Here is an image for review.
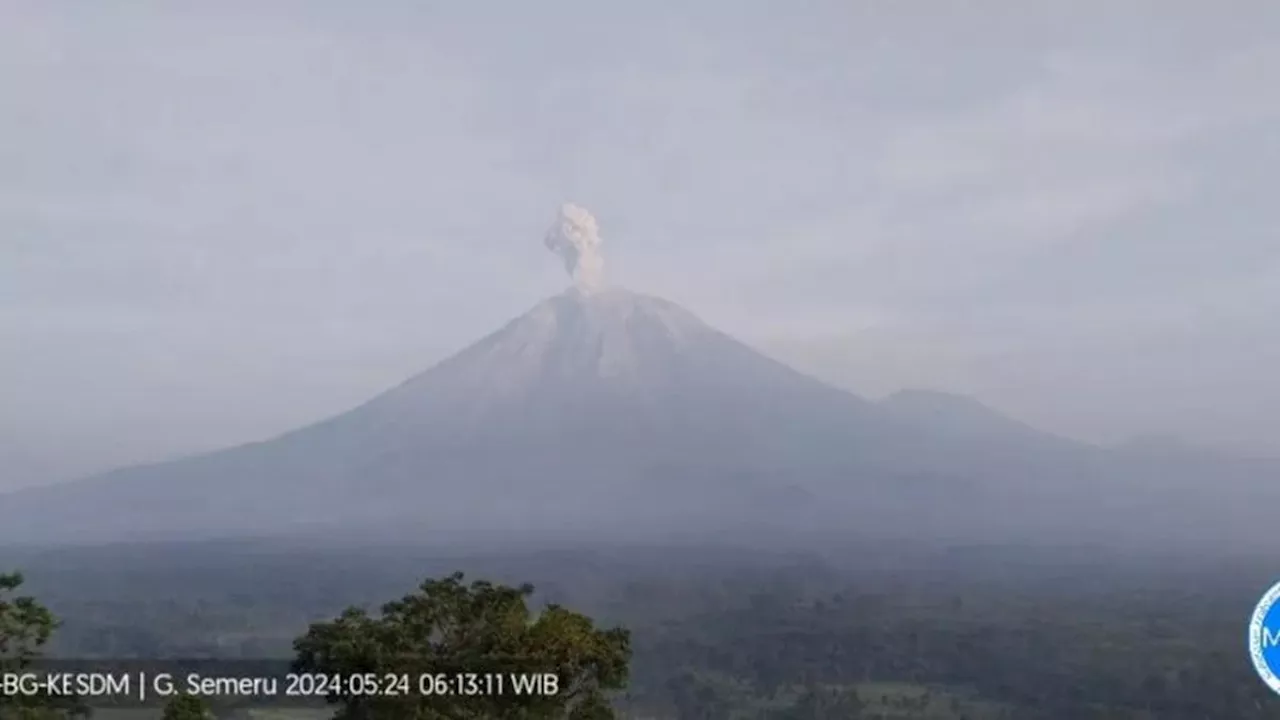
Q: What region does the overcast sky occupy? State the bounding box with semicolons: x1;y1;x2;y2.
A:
3;1;1278;489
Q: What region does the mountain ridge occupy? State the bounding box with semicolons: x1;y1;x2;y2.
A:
0;288;899;543
878;389;1071;443
1;287;1275;551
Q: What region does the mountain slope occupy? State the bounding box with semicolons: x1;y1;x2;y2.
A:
1;288;1275;550
0;289;911;543
880;390;1062;442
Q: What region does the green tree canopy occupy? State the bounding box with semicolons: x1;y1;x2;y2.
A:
293;571;631;719
0;572;87;719
161;694;213;720
0;573;55;667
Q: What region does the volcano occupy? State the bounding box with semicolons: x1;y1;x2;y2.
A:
1;287;1276;549
0;288;901;543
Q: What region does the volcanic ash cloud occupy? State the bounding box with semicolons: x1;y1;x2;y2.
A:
544;203;604;292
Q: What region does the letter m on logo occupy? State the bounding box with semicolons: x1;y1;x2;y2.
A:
1265;626;1280;649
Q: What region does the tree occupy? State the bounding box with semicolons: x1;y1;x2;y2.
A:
293;572;631;719
161;694;213;720
775;685;863;720
664;671;733;719
0;573;55;667
0;572;88;719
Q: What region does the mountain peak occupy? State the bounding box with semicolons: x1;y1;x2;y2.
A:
397;287;711;399
1;286;1272;552
0;285;894;544
340;286;861;443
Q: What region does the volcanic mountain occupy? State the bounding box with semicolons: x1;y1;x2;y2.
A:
0;288;885;543
1;287;1275;549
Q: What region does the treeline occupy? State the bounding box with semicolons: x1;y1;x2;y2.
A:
625;582;1275;718
5;542;1279;719
1;570;632;719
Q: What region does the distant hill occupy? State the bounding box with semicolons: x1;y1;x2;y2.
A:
879;389;1065;442
1;287;1275;551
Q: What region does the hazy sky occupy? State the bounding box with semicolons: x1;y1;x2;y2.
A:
3;1;1278;489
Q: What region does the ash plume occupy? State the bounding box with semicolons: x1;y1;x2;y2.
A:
544;203;604;292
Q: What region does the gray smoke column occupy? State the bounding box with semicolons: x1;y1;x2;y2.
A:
544;203;604;292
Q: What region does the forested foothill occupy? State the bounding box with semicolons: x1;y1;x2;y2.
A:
3;540;1277;719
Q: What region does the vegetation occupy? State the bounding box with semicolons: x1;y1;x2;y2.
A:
293;572;630;719
0;572;87;719
160;695;212;720
2;541;1278;718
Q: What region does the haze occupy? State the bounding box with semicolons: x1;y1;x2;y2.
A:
3;1;1278;490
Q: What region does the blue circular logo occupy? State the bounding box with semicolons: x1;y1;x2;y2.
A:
1250;580;1280;695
